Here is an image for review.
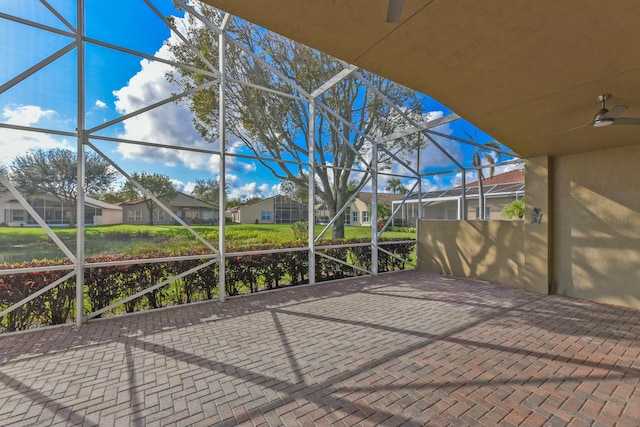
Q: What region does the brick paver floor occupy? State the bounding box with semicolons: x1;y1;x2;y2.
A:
1;270;639;426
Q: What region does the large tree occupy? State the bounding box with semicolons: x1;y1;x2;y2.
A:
191;178;226;205
280;177;314;206
0;165;8;193
10;148;116;227
122;172;177;225
167;4;426;238
99;191;129;205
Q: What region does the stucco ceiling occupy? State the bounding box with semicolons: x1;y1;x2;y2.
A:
201;0;640;158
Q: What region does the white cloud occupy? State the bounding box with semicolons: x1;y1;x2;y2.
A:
182;181;196;195
494;159;523;175
431;172;462;190
110;21;257;177
95;99;107;109
241;162;257;173
225;173;239;184
270;183;282;194
112;45;210;159
0;105;72;165
2;105;56;125
228;182;271;200
420;178;441;192
355;111;461;184
169;178;186;192
417;121;465;172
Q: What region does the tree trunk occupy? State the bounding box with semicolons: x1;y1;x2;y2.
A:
332;214;345;239
146;200;155;225
69;201;77;228
327;200;346;239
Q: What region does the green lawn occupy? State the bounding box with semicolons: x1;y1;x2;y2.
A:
0;223;415;263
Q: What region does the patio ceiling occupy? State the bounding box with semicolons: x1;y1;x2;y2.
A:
201;0;640;158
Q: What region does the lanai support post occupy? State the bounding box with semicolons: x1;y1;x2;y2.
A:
308;99;316;285
75;0;86;327
371;142;378;275
218;14;230;302
461;168;467;220
417;143;423;225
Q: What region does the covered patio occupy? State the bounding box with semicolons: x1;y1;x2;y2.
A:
3;1;640;425
1;271;638;426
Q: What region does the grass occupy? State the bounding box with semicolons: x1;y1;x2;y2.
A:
0;223;415;263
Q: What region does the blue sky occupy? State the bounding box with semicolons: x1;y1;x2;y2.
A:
0;0;519;201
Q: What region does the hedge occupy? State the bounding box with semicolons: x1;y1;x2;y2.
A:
0;239;415;332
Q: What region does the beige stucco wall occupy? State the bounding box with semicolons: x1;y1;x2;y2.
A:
238;198;273;224
93;209;122;226
351;199;370;225
416;158;547;295
417;220;525;286
523;157;551;295
552;144;640;308
417;148;640;310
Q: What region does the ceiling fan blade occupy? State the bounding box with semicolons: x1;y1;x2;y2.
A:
386;0;405;22
601;104;628;119
547;122;592;136
612;117;640;126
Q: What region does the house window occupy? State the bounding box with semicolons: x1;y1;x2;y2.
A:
11;209;25;222
261;211;272;221
127;210;142;221
352;211;359;223
362;211;370;223
344;209;351;225
155;210;166;221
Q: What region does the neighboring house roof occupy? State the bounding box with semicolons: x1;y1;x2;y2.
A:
404;169;525;201
464;169;524;187
356;192;405;207
85;196;122;211
171;192;216;208
121;192;215;208
239;196;273;207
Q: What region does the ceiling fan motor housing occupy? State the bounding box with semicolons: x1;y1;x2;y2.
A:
593;108;614;127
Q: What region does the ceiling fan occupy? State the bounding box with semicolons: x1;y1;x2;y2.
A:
387;0;405;22
554;94;640;135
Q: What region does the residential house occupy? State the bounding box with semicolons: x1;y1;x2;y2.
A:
231;195;307;224
232;191;405;226
315;192;405;226
0;192;122;226
121;192;218;225
392;169;525;226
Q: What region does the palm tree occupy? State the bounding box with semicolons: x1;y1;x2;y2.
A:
469;137;501;220
385;178;408;194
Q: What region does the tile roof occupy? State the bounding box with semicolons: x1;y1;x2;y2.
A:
356;192;405;206
464;169;524;187
404;169;525;201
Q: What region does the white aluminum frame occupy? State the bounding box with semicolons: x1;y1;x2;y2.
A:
0;0;519;330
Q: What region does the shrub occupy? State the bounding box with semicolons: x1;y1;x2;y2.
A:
0;259;72;331
0;239;414;331
291;221;308;241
